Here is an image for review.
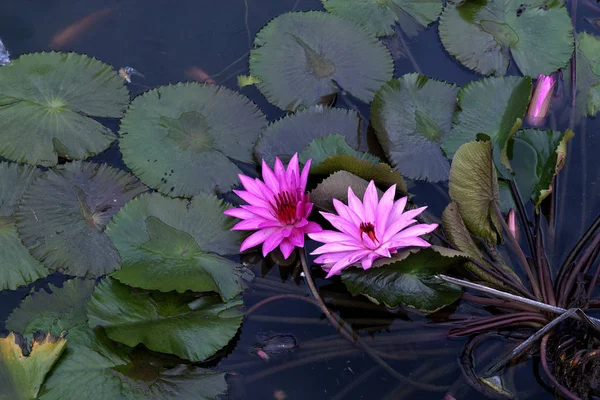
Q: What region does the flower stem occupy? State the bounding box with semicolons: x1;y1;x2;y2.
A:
508;180;536;256
493;203;543;299
540;334;581;400
298;249;448;392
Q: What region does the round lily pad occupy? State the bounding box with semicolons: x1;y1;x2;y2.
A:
119;83;267;197
15;162;147;277
249;11;393;110
371;73;458;182
255;106;360;164
438;1;573;77
321;0;442;37
0;162;49;290
87;277;244;362
0;52;129;166
106;192;248;300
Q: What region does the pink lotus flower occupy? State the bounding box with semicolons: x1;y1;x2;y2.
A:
308;181;438;278
224;153;322;259
526;73;555;127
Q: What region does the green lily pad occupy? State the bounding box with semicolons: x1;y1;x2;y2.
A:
0;332;67;400
298;134;381;167
321;0;443;37
15;162;147;277
40;328;228;400
564;32;600;119
341;246;465;313
438;1;573;77
449;141;503;244
255;106;360;164
0;52;128;166
441;76;531;175
511;129;574;211
249;11;393;110
119;83;267;198
372;73;458;182
106;193;248;300
310;170;383;212
6;279;96;336
87;278;244;362
0;162;49;290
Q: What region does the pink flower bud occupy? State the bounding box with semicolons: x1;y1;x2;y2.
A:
526;74;555;127
507;208;519;241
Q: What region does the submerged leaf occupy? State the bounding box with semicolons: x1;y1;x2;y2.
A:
372;73;458;182
255;106;360;164
321;0;443;37
87;278;243;362
511;129;574;211
442;76;531;167
0;162;49;290
439;1;573;77
249;11;393;110
6;279;96;337
119;83;267;197
0;52;128;166
15;162;147;277
341;246;465;313
0;332;66;400
107;193;248;299
449;141;503;244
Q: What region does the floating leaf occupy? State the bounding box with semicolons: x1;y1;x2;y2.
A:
371;73;458;182
40;329;228;400
237;74;262;88
15;162;147;277
255;106;360;164
0;52;128;166
321;0;443;37
0;332;67;400
298;134;381;167
87;278;243;362
107;193;247;299
341;246;465;313
441;76;531;171
438;1;573;77
449;141;503;243
310;171;381;212
511;129;574;210
0;163;49;290
564;32;600;118
119;83;267;197
6;279;96;336
249;11;393;110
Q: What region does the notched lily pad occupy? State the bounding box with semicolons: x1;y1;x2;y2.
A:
321;0;443;37
255;106;360;164
249;11;393;110
0;52;129;166
15;161;147;277
439;1;573;77
87;277;244;362
372;74;458;182
107;193;248;300
6;279;96;336
0;332;67;400
341;246;465;313
0;162;49;290
119;83;267;198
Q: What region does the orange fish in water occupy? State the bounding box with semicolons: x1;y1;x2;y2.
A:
185;67;216;85
50;8;113;49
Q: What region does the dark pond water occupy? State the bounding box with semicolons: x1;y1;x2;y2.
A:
1;0;600;399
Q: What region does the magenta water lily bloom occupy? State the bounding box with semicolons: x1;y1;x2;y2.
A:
224;153;322;259
309;181;438;278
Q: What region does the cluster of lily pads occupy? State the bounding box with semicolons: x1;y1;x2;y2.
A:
0;1;599;398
